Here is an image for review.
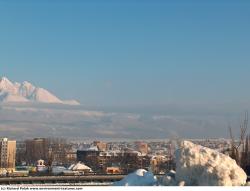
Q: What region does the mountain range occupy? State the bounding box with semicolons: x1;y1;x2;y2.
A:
0;76;80;105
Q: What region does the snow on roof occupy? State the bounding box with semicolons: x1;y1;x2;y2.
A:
68;164;75;170
68;162;92;171
86;146;99;151
79;146;99;151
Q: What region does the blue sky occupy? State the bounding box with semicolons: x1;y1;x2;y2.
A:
0;0;250;106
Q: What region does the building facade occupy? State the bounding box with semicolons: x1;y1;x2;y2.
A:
25;138;49;165
0;138;16;171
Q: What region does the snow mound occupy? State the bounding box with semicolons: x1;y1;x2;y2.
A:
115;141;248;186
171;140;247;186
159;170;177;186
113;169;157;186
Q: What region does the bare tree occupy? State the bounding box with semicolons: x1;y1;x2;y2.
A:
241;135;250;169
228;111;248;166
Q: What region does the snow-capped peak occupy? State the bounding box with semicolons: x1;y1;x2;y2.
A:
0;76;13;87
0;76;80;105
1;76;11;82
22;81;33;86
0;76;17;94
19;81;36;97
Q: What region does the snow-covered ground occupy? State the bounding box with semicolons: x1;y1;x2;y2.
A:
113;169;157;186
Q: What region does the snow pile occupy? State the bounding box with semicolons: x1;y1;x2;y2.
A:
113;169;157;186
115;141;248;186
0;76;80;105
161;141;247;186
159;170;178;186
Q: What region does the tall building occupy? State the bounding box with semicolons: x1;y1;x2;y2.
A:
25;138;72;165
0;138;16;171
25;138;49;165
16;141;27;166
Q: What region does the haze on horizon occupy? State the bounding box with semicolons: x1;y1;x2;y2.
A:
0;0;250;139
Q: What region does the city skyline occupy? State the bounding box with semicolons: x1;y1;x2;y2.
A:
0;0;250;187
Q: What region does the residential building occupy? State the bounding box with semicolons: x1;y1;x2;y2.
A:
0;138;16;171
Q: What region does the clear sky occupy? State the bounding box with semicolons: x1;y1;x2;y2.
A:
0;0;250;107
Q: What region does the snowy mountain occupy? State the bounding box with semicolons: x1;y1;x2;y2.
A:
0;76;80;105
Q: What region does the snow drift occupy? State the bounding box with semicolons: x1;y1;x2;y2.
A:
113;169;157;186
